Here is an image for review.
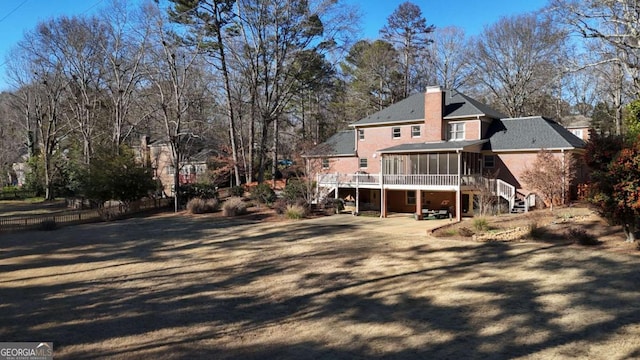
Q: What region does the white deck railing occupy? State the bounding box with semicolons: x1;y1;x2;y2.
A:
497;179;516;210
317;173;459;187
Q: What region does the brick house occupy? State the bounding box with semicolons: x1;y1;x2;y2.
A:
138;137;212;197
304;86;587;220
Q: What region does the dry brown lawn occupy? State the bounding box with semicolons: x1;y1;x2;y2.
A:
1;209;639;359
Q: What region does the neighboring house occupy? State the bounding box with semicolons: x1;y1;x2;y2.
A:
561;114;593;142
139;136;212;197
305;86;587;221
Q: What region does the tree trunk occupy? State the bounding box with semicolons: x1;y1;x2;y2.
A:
272;117;278;188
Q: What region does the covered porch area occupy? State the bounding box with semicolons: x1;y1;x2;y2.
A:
378;140;486;221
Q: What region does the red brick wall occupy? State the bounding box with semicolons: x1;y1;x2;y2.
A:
424;88;443;141
355;124;425;174
493;151;581;190
464;120;481;140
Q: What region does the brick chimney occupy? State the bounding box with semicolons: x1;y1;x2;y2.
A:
424;86;444;141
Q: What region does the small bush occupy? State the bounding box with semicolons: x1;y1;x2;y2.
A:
273;198;288;215
282;179;307;202
230;185;245;197
186;197;219;214
250;183;276;204
567;227;600;246
39;219;58;231
285;204;307;220
473;217;489;232
222;196;248;217
528;221;547;239
180;183;218;201
458;227;475;237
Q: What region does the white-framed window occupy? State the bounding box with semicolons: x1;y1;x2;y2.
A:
322;158;329;169
484;154;495;168
407;190;416;205
358;129;365;141
411;125;421;138
392;127;401;139
448;122;465;141
570;129;583;138
359;158;368;169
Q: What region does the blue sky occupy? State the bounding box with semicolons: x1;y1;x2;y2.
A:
0;0;548;91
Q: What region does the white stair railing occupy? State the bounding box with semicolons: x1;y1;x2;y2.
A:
496;179;516;211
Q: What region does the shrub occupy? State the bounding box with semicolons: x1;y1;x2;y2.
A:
566;227;600;246
458;227;475;237
250;183;276;204
222;196;247;217
186;197;219;214
285;204;307;220
39;219;58;231
282;179;307;202
273;198;288;215
528;221;547;239
473;217;489;232
180;183;218;201
230;185;245;197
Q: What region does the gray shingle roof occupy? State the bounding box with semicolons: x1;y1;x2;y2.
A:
350;90;506;126
379;140;488;153
483;116;586;151
304;130;356;157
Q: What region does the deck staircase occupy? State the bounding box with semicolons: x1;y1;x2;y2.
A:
496;179;535;213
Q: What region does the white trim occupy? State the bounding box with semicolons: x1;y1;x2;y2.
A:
487;147;579;153
348;119;424;127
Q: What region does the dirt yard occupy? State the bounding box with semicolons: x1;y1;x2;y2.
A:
1;211;639;359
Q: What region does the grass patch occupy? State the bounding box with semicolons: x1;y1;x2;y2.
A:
222;197;248;217
186;198;219;214
285;204;307;220
473;217;489;232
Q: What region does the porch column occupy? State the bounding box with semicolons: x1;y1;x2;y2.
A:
335;172;339;199
415;190;422;220
355;174;360;215
456;151;462;222
381;189;387;218
380;153;385;218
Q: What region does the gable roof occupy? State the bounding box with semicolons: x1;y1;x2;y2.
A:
349;90;506;127
303;130;356;157
483;116;586;151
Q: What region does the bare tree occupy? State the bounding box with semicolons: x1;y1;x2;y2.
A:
471;12;567;118
380;1;434;98
521;150;576;211
426;26;472;90
100;0;152;149
146;5;205;212
550;0;640;96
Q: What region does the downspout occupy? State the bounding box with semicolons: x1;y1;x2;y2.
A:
561;149;566;205
380;153;385;218
456;150;462;222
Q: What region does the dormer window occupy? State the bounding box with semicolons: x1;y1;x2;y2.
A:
448;122;465;141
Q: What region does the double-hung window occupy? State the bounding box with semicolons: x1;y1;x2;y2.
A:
392;127;401;139
448;122;465;141
411;125;421;138
322;158;329;169
359;158;368;169
358;129;365;140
